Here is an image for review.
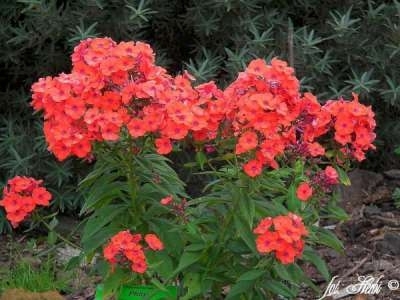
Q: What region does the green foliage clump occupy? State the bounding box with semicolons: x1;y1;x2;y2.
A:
0;259;66;294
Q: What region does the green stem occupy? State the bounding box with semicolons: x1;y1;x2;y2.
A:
38;215;81;250
219;157;242;243
233;153;241;178
124;138;140;223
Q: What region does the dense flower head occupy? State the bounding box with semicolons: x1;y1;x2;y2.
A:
31;38;226;161
103;230;163;274
224;58;301;173
0;176;52;228
323;93;376;161
254;213;308;264
223;58;376;176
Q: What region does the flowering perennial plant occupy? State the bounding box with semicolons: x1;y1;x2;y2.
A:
0;37;377;299
0;176;52;228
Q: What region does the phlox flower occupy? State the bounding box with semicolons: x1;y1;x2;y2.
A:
0;176;52;228
103;230;164;274
254;213;308;264
144;234;164;251
160;195;173;206
296;182;313;202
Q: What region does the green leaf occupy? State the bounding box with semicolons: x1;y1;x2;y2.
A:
47;231;57;245
149;219;184;256
336;167;351;186
237;269;266;281
133;154;187;196
263;279;296;298
185;243;206;252
236;186;255;227
82;225;120;255
80;181;127;214
395;147;400;156
315;227;344;253
195;151;207;170
226;279;256;299
289;264;320;293
294;160;304;176
274;263;320;293
187;222;199;236
171;251;201;277
79;159;120;188
233;214;257;254
82;204;127;244
322;194;349;221
65;254;83;271
287;184;301;212
146;251;174;279
302;247;331;281
150;277;168;292
181;273;202;300
103;267;128;297
273;263;293;282
48;217;59;230
255;198;288;216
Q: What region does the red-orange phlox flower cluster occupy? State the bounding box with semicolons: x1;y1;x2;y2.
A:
0;176;52;228
31;37;226;160
254;213;308;264
295;92;375;163
224;58;376;176
31;37;376;177
324;93;376;161
224;58;301;176
103;230;163;274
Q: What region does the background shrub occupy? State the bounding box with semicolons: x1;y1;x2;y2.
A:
1;0;399;229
